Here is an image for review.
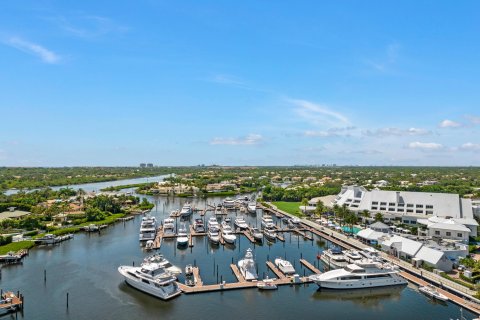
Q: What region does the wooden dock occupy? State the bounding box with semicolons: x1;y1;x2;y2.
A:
230;264;246;282
300;259;322;274
294;228;313;240
193;266;203;286
242;230;256;243
0;292;23;313
276;233;285;242
152;227;163;249
266;261;286;279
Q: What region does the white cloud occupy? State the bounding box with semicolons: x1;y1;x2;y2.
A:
363;127;431;137
408;141;444;151
304;126;356;137
289;99;350;127
439;119;462;128
460;142;480;151
209;74;245;86
366;42;400;72
4;37;60;64
466;115;480;125
210;134;263;145
51;15;128;39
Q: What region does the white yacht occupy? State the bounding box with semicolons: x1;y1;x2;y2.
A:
223;197;235;209
310;260;407;289
274;258;296;275
234;216;248;230
263;226;277;241
250;227;263;241
257;277;277;290
419;285;448;302
139;215;157;241
344;250;363;264
163;218;175;235
208;227;220;244
208;217;220;231
194;218;205;233
221;224;237;244
238;248;258;281
143;254;182;275
261;215;275;229
321;248;348;269
180;203;193;217
359;247;381;261
176;224;189;246
118;262;181;300
247;202;257;213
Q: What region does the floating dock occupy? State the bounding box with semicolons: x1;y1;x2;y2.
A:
152;227;163;249
266;261;286;279
230;264;246;282
300;259;322;274
0;291;23;314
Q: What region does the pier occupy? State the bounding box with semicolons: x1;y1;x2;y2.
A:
266;261;286;279
192;266;203;286
300;259;322;274
230;264;246;282
152;227;163;249
0;291;23;314
242;230;255;243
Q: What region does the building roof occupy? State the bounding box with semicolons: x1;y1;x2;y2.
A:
0;210;31;221
356;228;385;241
382;235;423;256
428;222;471;232
369;221;390;230
415;246;445;265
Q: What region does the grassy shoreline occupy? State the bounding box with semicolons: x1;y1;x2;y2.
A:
0;240;35;255
271;201;304;217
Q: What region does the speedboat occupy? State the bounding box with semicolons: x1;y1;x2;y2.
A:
247;202;257;213
145;240;154;250
223;197;235;209
221;224;237;244
238;248;258;281
180;203;193;217
185;264;194;276
143;254;182;275
163;218;175;235
208;227;220;244
419;285;449;302
194;218;205;233
234;216;248;230
251;227;263;241
291;217;301;225
321;248;348;269
274;258;296;275
257;277;277;290
176;224;189;246
118;262;181;300
34;234;57;245
169;210;179;217
208;217;220;231
261;215;275;229
310;259;407;289
263;226;277;241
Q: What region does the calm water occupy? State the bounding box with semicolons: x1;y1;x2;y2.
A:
1;195;476;320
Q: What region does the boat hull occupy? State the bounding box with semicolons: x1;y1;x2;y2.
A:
312;276;407;290
118;267;182;300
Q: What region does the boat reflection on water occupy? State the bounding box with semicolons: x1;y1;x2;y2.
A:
311;285;406;307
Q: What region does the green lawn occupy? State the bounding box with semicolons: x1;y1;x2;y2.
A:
272;201;304;217
0;240;35;255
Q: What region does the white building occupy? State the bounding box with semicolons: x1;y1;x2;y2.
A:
417;216;474;243
333;186;478;238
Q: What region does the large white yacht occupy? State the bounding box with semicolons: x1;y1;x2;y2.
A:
344;250;363;264
310;259;407;289
180;203;193;217
176;224;189;246
208;227;220;244
238;248;258;281
208;217;220;231
139;215;157;241
221;223;237;244
247;202;257;213
261;215;275;229
118;262;181;300
163;218;175;235
143;254;182;275
234;216;248;230
274;258;296;275
321;248;348;269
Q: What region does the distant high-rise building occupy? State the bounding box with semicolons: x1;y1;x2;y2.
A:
140;163;146;168
147;163;153;168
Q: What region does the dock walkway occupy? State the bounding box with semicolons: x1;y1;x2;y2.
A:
300;259;322;274
230;264;246;282
266;261;286;279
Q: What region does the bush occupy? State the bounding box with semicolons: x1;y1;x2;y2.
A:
0;235;13;246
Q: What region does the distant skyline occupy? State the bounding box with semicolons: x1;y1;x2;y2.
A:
1;1;479;166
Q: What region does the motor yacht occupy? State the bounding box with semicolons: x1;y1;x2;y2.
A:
208;217;220;231
143;254;182;275
419;285;449;302
261;215;275;229
263;226;277;241
234;216;248;230
221;224;237;244
139;215;157;241
194;218;205;233
247;202;257;213
163;218;175;235
176;224;189;246
145;240;154;250
223;197;235;209
274;258;296;275
257;277;277;290
321;248;348;269
208;227;220;244
180;203;193;217
344;250;363;264
310;260;407;289
238;248;258;281
250;227;263;241
118;262;181;300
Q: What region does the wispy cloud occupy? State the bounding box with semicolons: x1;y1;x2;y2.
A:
363;127;431;137
289;99;350;127
209;74;245;86
460;142;480;151
50;15;127;39
466;115;480;125
439;119;462;128
4;37;60;64
210;134;263;145
407;141;444;151
366;42;400;72
305;126;356;137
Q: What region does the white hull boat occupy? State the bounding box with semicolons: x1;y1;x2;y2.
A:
419;285;449;302
275;258;296;275
238;248;258;281
257;277;277;290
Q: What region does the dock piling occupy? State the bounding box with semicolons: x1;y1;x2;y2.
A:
44;269;46;283
66;292;69;309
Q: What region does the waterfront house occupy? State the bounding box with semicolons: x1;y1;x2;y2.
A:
0;207;31;221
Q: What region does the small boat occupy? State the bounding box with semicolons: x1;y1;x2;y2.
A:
257;277;278;290
194;218;205;233
263;227;277;241
224;217;231;223
291;217;301;225
145;240;154;250
234;216;248;230
247;202;257;213
274;258;296;275
169;210;179;217
419;285;449;302
34;234;57;245
185;264;194;276
84;224;99;232
208;227;220;244
176;224;189;246
251;227;263;241
238;248;258;281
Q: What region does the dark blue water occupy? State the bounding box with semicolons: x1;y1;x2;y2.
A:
0;195;475;320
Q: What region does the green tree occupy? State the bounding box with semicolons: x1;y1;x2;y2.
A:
300;198;309;215
86;208;107;222
374;212;384;222
361;209;370;228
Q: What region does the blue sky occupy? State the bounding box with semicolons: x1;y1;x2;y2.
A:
0;1;479;166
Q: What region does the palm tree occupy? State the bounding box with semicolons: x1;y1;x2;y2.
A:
361;209;370;228
374;212;384;222
300;198;309;215
315;200;325;219
332;204;340;222
345;212;359;234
